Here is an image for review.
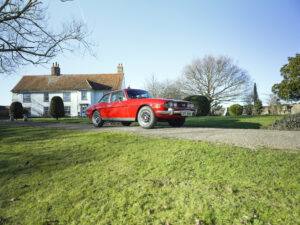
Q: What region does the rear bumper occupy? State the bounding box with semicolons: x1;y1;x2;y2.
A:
156;108;195;116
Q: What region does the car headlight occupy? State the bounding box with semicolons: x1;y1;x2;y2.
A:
188;103;194;108
165;101;174;108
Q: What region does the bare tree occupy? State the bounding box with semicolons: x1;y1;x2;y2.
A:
144;74;163;98
160;79;184;99
0;0;91;74
182;55;251;111
144;75;184;99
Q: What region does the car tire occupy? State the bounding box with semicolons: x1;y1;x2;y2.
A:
168;118;185;127
137;106;156;129
92;110;104;128
121;121;131;126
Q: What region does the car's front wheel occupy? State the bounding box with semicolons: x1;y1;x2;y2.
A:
137;106;156;129
168;118;185;127
92;110;104;127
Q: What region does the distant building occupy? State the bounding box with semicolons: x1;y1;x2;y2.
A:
11;63;125;117
261;103;300;115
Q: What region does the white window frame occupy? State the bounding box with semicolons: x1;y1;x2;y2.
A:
44;93;49;102
43;107;49;116
63;92;71;102
64;106;71;116
81;91;87;100
23;93;31;103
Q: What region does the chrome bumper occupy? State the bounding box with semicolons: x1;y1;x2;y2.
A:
156;108;195;116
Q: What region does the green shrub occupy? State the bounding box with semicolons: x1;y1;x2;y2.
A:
10;102;23;119
229;104;243;116
243;104;253;115
50;96;65;120
271;113;300;130
184;95;210;116
0;106;9;119
253;100;263;115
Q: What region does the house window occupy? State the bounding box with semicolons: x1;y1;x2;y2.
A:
24;107;31;117
63;92;71;102
64;106;71;116
23;93;31;103
81;91;87;100
44;93;49;102
44;107;49;116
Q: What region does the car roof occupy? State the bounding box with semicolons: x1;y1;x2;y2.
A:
106;88;146;94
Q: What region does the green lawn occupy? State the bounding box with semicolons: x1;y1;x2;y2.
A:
0;124;299;224
185;115;283;129
30;115;283;129
31;117;90;124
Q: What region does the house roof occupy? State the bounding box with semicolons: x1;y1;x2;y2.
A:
11;73;124;93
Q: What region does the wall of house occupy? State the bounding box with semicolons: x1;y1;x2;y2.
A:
11;91;98;117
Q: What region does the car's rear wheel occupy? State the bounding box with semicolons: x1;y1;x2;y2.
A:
137;106;156;129
121;121;131;126
92;110;104;127
168;118;185;127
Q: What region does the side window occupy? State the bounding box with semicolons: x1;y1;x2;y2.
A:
111;91;124;102
63;92;71;102
99;94;110;103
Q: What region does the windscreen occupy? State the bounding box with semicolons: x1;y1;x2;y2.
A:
127;89;152;99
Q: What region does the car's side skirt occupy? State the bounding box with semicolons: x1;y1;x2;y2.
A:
102;117;136;122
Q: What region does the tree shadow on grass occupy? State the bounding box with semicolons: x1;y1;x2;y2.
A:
0;129;100;206
0;124;96;195
184;117;262;129
0;124;73;143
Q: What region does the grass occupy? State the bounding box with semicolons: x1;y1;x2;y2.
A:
31;117;90;124
185;115;283;129
30;115;283;129
0;124;299;224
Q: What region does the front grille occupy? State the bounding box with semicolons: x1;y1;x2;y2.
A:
177;102;188;108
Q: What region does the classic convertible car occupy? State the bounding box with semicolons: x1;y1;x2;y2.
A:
86;88;196;129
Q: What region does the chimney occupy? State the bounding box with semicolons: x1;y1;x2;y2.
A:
51;62;61;76
117;63;123;74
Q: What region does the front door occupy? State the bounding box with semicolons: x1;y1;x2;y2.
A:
108;91;128;119
80;104;89;117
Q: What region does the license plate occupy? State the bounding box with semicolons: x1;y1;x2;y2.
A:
181;111;193;116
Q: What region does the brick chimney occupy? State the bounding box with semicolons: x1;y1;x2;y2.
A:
51;62;61;76
117;63;123;74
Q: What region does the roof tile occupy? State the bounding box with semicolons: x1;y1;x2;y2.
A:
11;73;124;93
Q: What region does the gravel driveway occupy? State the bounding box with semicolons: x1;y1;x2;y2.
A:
2;121;300;150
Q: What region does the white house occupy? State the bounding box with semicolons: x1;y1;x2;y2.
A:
11;63;125;117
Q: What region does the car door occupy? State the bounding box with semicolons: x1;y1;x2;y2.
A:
107;91;128;119
96;93;111;119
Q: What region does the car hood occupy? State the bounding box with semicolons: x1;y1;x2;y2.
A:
148;98;190;103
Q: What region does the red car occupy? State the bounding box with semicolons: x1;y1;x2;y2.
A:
86;89;196;129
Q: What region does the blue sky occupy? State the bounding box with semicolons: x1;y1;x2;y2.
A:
1;0;299;105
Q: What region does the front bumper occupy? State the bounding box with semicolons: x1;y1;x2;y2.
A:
156;108;195;116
